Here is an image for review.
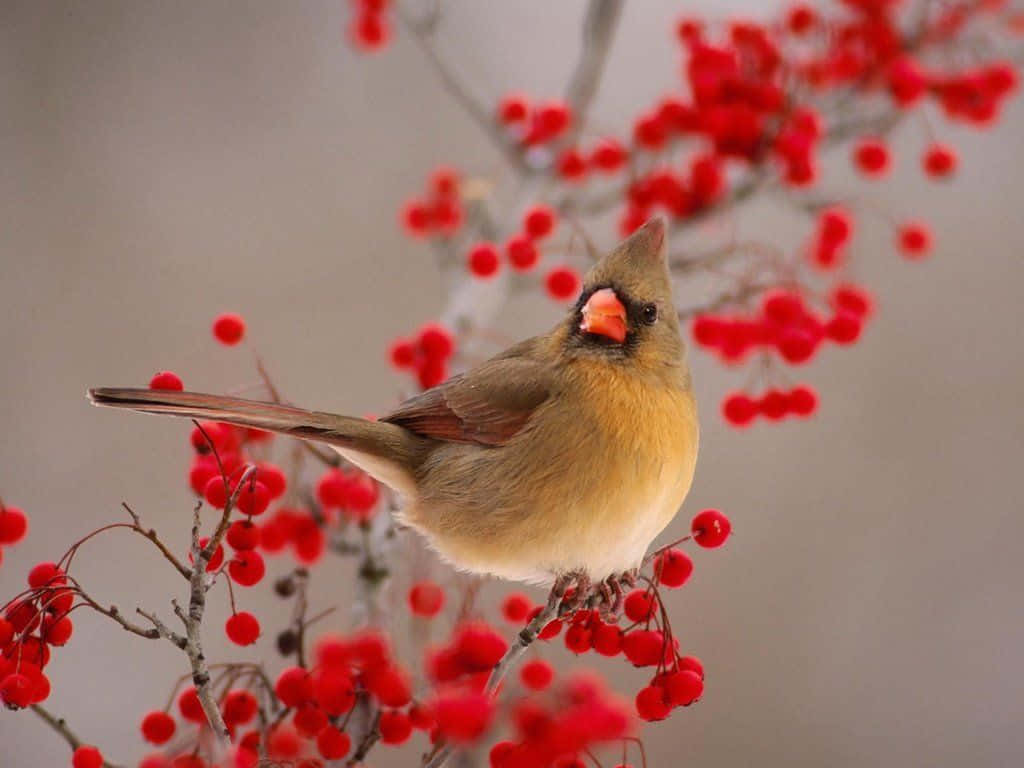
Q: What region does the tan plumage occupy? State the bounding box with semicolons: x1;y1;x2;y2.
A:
89;218;698;584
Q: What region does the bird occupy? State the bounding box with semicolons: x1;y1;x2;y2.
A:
89;217;698;598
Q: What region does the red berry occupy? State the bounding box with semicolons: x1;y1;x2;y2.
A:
72;745;103;768
518;658;554;691
455;622;508;670
635;685;671;721
622;630;664;667
898;222;932;258
401;200;432;236
417;357;448;390
350;10;390;51
759;389;788;421
212;313;246;345
522;205;557;240
623;590;656;622
923;143;957;177
0;507;28;545
467;242;500;278
28;561;65;589
417;323;455;360
316;469;351;508
255;462;287;499
0;673;33;708
592;622;623;656
314;669;356;715
293;702;328;737
6;599;41;634
655;548;693;588
787;386;818;417
389;338;416;369
633;111;667;150
316;725;352;759
557;148;588;181
203;476;229;509
223;689;258;725
691;509;731;548
888;56;927;106
178;687;205;723
679;655;704;678
149;371;184;391
502;593;532;623
229;551;266;587
826;311;863;344
190;537;224;572
408;581;445;618
365;665;411;707
722;392;757;427
819;208;852;246
533;101;572;140
379;709;413;745
545;267;580;301
786;4;816;34
505;235;539;271
498;93;529;124
226;520;260;551
778;328;817;364
664;669;704;706
141;711;176;745
853;138;890;175
491;741;517;767
430;166;460;198
431;690;495;743
236;480;271;516
590;137;627;172
41;614;73;646
275;667;313;708
830;284;873;318
564;623;593;654
226;611;260;646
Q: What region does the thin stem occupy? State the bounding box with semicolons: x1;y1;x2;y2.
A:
30;705;123;768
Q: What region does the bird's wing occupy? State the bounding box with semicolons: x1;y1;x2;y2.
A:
381;338;554;446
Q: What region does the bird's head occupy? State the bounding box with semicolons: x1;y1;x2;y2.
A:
564;217;685;370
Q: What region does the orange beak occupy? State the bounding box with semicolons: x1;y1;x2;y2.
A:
580;288;628;343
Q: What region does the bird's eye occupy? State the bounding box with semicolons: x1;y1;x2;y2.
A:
641;303;658;325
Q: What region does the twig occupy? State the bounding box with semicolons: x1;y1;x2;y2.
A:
347;709;382;767
121;503;191;580
424;575;571;768
30;705;123;768
395;1;527;173
137;607;187;649
562;0;625;145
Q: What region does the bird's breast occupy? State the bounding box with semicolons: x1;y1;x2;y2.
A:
406;361;699;582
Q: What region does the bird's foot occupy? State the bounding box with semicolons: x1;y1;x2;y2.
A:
558;571;592;615
590;570;639;620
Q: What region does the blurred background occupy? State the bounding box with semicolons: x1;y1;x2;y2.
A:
2;1;1023;766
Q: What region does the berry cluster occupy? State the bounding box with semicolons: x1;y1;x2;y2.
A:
488;673;631;768
1;562;73;709
388;322;457;389
495;94;573;148
722;386;819;427
693;287;870;366
400;167;464;239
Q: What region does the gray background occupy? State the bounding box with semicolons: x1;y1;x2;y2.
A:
2;2;1022;766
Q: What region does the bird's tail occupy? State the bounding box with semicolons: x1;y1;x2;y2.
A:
87;388;423;470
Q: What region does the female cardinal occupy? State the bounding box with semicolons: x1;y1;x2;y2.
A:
90;218;698;592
